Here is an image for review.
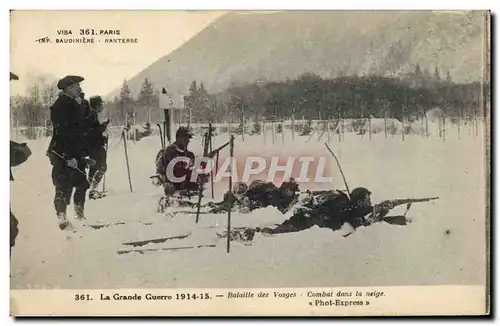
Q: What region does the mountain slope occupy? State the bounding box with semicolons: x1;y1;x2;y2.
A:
106;10;487;99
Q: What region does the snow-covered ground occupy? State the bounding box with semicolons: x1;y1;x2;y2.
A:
10;121;488;289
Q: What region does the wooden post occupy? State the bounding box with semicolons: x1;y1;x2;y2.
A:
438;115;441;139
420;114;424;137
338;113;342;143
384;112;388;138
342;117;345;141
281;119;285;145
227;135;235;253
163;109;171;145
228;108;232;136
196;130;211;224
402;107;405;142
425;114;429;138
272;121;275;144
241;114;245;142
316;114;321;141
263;121;266;145
327;119;331;143
474;110;478;138
368;116;372;140
148;105;152;126
442;115;446;142
133;112;137;142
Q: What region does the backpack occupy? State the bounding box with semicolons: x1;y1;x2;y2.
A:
155;148;164;167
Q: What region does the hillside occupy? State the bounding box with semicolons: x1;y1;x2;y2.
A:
106;10;488;99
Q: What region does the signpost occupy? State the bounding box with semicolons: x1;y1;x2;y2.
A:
159;88;185;144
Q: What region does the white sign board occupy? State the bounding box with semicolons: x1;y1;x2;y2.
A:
159;94;185;109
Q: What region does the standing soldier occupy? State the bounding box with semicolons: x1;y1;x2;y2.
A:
46;75;91;230
10;72;32;255
86;95;110;199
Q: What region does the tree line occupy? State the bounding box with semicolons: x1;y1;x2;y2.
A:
216;66;489;124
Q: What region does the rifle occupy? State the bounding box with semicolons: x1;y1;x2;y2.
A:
370;196;439;223
206;141;230;158
378;197;439;209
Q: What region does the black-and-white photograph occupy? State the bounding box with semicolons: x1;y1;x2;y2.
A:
9;10;490;316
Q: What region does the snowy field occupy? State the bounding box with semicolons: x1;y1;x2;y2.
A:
10;121;488;289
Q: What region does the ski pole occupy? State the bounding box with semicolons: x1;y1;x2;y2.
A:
51;150;89;182
102;136;109;192
209;123;214;200
122;130;133;193
227;135;234;253
324;143;351;199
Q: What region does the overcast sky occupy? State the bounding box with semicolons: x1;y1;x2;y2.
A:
10;10;225;96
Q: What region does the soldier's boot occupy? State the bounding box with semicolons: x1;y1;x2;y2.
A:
157;196;171;213
57;211;72;230
74;205;86;221
88;177;105;200
89;189;106;200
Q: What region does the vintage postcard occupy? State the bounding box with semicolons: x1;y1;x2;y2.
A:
9;10;490;316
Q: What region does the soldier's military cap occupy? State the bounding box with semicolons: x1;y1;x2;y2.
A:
350;187;372;201
280;178;299;192
176;126;194;139
89;96;104;108
233;182;249;196
57;75;84;90
10;72;19;80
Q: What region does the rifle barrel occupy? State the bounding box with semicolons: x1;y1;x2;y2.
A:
208;141;230;157
388;197;439;206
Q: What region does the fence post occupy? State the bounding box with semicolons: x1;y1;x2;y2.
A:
384;112;388;138
402;107;405;142
442;115;446;142
368;116;372;140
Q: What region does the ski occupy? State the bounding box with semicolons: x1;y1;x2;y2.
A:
86;221;154;230
122;233;191;247
164;210;212;218
117;244;216;255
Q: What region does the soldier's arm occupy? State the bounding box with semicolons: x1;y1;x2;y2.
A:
49;105;71;159
238;197;252;213
157;146;177;175
364;204;390;224
96;117;110;133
